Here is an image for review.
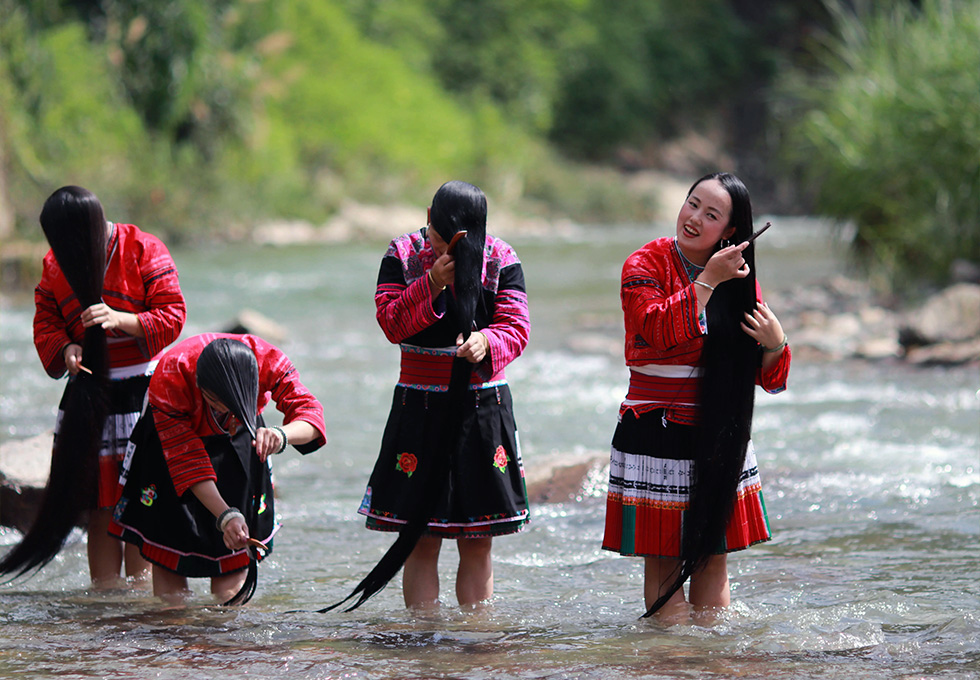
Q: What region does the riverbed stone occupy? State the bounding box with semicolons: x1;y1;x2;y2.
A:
525;452;608;504
899;283;980;346
0;431;52;533
223;308;288;344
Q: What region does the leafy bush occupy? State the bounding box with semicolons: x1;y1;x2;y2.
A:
782;0;980;290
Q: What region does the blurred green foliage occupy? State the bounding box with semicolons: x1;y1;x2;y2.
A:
781;0;980;290
1;0;976;289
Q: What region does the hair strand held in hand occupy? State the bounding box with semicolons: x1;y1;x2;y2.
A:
0;186;110;580
322;181;488;612
642;172;759;618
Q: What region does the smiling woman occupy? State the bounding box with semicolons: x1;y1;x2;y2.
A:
603;171;792;624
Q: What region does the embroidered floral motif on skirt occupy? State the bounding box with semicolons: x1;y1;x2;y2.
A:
358;383;529;539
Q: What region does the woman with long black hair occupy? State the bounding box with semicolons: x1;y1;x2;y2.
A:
334;180;530;612
109;334;326;604
0;186;185;587
603;172;791;624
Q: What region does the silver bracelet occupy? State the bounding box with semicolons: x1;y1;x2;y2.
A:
693;280;715;292
764;335;789;353
216;507;244;532
271;425;288;454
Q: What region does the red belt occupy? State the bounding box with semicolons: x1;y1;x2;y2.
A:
398;347;488;391
625;369;699;405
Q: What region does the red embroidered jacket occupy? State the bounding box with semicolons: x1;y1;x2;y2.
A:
148;333;327;496
621;237;791;421
375;230;530;382
33;223;186;377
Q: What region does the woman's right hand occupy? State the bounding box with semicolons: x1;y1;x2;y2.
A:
63;343;84;375
222;514;249;551
701;241;750;287
428;254;455;292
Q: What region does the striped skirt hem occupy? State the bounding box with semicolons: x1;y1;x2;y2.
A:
601;408;771;558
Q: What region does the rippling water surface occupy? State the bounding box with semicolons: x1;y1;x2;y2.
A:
1;219;977;679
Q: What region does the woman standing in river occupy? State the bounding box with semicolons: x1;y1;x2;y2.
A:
603;172;791;624
0;185;185;587
339;180;530;611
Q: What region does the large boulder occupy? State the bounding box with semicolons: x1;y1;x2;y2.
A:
525;451;608;505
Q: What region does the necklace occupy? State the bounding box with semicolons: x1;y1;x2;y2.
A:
673;238;705;282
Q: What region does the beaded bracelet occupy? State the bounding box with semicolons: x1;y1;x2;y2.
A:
216;507;244;532
764;335;789;353
271;425;288;454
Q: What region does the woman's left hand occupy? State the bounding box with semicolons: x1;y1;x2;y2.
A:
253;426;284;463
741;301;784;351
80;302;144;337
456;331;489;364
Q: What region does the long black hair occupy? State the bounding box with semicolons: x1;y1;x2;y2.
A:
196;338;259;440
643;172;760;617
322;181;488;612
195;337;264;605
0;186;110;579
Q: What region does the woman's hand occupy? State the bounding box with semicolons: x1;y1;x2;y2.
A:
741;301;785;351
428;254;455;294
222;514;249;551
80;303;144;337
190;482;251;551
701;242;750;288
456;331;489;364
63;343;84;376
253;426;284;463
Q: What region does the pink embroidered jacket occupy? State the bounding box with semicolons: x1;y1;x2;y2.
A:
375;230;530;383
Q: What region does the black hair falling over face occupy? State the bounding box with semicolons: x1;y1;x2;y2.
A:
196;338;260;441
193;338;263;605
643;172;759;618
0;186;110;579
430;180;488;340
321;181;489;613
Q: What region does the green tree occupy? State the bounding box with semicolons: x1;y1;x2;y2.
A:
549;0;753;158
0;4;150;235
782;0;980;289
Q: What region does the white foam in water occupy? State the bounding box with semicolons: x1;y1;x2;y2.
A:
1;237;977;679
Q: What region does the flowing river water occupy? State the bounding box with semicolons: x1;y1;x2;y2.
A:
1;219;977;679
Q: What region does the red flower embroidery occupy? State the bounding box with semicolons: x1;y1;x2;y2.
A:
396;452;418;477
493;445;508;473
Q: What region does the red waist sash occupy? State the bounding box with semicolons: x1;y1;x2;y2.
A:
398;345;502;392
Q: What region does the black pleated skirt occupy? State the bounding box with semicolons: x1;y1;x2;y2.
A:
110;408;276;576
358;383;529;538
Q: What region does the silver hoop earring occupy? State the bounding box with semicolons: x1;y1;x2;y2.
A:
720;238;730;249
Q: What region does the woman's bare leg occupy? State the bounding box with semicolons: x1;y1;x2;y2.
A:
455;537;493;606
124;543;151;585
211;571;249;604
403;535;442;608
689;553;730;625
152;565;192;605
87;508;123;588
644;556;690;625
